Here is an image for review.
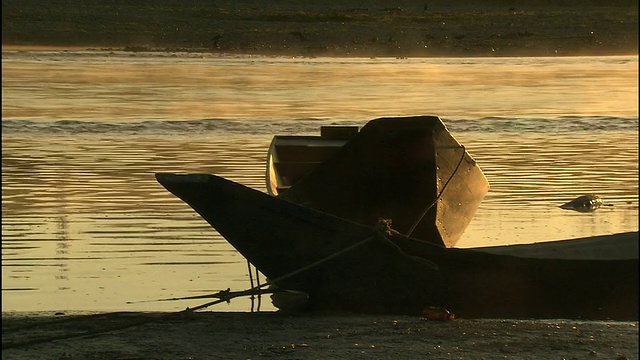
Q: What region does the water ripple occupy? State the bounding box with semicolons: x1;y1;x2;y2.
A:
2;54;638;313
2;116;638;135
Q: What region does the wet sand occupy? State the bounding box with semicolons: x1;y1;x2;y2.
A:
2;311;638;359
2;0;638;57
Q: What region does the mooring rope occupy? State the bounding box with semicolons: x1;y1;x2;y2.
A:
247;259;256;312
1;288;279;350
2;221;406;350
246;261;263;313
182;217;441;313
255;265;262;311
5;144;470;350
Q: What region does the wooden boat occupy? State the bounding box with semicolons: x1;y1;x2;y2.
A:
156;173;638;320
267;116;489;249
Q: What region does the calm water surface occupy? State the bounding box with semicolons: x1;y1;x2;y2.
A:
2;52;638;312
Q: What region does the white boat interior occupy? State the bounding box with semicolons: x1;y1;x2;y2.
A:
266;126;358;196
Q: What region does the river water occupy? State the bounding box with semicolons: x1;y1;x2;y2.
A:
2;51;638;313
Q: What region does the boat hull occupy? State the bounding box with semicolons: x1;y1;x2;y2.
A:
473;232;638;260
156;173;638;320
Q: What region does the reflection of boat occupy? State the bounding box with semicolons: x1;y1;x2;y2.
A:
156;173;638;320
267;116;489;248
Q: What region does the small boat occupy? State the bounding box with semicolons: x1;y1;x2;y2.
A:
156;173;638;320
267;116;489;248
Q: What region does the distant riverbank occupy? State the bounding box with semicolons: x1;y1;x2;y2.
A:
2;0;638;57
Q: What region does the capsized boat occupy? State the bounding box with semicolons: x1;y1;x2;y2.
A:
267;116;489;248
156;173;639;320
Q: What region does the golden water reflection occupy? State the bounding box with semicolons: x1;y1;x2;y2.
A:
2;54;637;120
1;53;638;312
2;130;637;312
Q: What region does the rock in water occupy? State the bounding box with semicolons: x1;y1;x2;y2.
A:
560;194;604;212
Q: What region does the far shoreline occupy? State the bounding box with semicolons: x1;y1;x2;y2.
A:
3;0;637;59
2;44;637;59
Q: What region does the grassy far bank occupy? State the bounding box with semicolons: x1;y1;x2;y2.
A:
2;0;638;57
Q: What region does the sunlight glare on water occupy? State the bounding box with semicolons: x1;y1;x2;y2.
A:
2;53;637;120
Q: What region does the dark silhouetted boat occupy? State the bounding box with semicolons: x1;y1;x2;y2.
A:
156;116;638;320
156;172;638;320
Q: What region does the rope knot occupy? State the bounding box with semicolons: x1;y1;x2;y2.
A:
220;288;232;303
374;218;439;271
374;218;399;237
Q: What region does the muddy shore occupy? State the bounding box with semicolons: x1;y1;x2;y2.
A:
2;0;638;57
2;311;638;359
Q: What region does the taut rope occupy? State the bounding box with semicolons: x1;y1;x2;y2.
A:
4;180;451;349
